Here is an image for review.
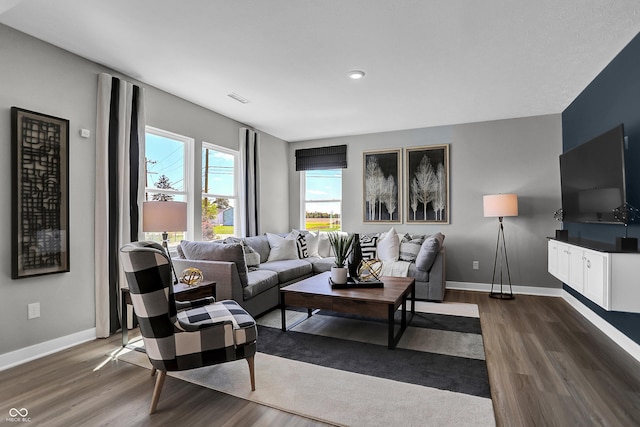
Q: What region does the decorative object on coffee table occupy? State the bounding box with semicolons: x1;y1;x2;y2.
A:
328;232;354;285
483;193;518;300
347;233;362;279
614;203;638;251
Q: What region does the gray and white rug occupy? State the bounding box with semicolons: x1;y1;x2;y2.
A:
116;301;495;426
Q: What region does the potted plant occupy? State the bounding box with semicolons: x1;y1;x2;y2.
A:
328;232;355;284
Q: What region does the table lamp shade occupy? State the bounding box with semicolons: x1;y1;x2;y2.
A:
483;194;518;218
143;201;188;232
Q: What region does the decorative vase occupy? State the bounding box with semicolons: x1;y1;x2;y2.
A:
330;266;348;285
348;233;362;279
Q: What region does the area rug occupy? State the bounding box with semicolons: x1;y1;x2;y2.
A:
116;301;495;426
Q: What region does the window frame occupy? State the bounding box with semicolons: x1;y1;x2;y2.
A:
201;141;240;239
300;168;343;231
144;126;195;241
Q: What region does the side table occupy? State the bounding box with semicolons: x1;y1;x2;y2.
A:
121;280;216;347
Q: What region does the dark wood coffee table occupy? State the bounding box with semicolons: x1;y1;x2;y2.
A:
280;272;415;349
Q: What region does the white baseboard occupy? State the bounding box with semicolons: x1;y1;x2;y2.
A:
0;328;96;371
446;281;563;297
562;291;640;363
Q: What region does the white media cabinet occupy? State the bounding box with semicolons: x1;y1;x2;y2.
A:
548;238;640;313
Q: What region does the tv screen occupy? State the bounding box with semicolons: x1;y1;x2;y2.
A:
560;124;627;224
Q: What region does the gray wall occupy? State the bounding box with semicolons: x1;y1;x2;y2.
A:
0;24;288;356
289;114;563;288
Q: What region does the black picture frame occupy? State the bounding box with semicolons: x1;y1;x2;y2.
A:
363;149;402;223
405;144;450;224
11;107;70;279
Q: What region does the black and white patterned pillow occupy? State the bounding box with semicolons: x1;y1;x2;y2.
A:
289;230;309;258
399;233;425;262
360;234;379;261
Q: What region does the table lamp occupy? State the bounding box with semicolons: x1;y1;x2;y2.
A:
483;194;518;299
143;201;188;283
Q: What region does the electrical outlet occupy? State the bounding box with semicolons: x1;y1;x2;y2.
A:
28;302;40;319
472;261;480;270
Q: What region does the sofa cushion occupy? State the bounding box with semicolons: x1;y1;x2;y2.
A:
259;259;313;283
377;227;400;262
415;233;445;272
266;233;299;261
223;237;261;271
243;269;279;300
308;256;335;274
179;240;249;287
303;231;320;257
360;234;379;261
399;233;425;262
288;230;309;258
243;235;271;263
408;262;430;282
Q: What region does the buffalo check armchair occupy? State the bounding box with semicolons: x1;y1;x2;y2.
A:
120;241;257;414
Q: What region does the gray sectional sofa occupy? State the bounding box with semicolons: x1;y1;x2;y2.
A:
173;231;445;317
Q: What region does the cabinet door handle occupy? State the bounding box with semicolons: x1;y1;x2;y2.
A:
586;260;591;268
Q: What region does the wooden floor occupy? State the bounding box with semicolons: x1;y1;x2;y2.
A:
1;290;639;426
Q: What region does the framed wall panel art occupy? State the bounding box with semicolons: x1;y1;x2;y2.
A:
11;107;70;279
363;149;401;223
405;144;450;224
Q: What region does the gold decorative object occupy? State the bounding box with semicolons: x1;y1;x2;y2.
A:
358;259;382;281
180;267;203;286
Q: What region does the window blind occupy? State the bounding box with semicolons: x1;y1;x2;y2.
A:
295;144;347;171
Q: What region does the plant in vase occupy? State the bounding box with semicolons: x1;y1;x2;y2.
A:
328;232;355;285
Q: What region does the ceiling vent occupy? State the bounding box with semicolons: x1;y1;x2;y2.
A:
228;92;250;104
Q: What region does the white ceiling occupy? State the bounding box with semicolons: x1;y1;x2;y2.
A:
2;1;640;142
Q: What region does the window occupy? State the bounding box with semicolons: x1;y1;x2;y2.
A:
202;143;239;241
302;169;342;232
144;127;193;245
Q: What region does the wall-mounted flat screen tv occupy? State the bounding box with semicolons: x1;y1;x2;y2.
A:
560;124;627;224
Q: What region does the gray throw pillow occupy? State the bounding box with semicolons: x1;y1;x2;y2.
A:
243;234;271;263
224;237;261;271
399;233;425;262
179;240;249;287
415;233;445;272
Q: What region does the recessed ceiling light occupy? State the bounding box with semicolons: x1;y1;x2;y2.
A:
348;70;366;80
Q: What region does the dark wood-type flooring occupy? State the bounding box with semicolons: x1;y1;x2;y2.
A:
1;290;639;426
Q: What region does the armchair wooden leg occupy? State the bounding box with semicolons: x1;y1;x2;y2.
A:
151;367;156;377
246;356;256;391
149;370;167;414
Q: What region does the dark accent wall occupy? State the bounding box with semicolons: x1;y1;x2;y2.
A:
561;31;640;345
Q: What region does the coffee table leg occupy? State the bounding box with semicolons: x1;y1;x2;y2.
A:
388;304;395;349
281;294;286;331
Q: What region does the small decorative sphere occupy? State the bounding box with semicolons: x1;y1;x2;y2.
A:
180;267;203;286
358;259;382;281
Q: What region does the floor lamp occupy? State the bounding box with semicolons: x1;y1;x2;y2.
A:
143;201;188;284
483;194;518;300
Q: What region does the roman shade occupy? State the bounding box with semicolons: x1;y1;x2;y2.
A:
295;145;347;171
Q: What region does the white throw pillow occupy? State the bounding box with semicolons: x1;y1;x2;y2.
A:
377;227;400;262
303;231;320;258
317;232;331;257
266;233;299;262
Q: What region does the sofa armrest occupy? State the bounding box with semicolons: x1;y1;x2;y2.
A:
424;247;446;301
172;258;244;303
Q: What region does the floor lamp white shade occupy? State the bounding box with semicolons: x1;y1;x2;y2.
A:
483;194;518;218
483;193;518;300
